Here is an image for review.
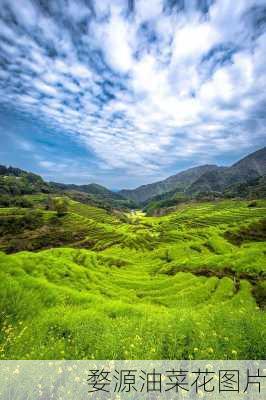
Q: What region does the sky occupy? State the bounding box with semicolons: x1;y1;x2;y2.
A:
0;0;265;189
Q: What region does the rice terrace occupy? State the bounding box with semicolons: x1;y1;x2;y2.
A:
0;188;265;359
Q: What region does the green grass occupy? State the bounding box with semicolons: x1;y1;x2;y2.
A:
0;199;265;359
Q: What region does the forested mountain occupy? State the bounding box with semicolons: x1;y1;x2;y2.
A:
0;165;51;195
224;175;266;199
1;147;265;210
120;147;266;203
119;164;219;203
50;181;123;200
0;166;135;210
49;181;136;210
188;147;266;195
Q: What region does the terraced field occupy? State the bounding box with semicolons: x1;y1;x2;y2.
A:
0;199;265;359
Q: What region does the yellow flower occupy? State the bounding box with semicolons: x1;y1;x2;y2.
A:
13;368;20;375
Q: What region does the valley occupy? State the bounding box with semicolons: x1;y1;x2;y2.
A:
0;196;265;359
0;147;265;360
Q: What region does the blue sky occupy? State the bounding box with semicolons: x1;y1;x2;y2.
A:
0;0;265;189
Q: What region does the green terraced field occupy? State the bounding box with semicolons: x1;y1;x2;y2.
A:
0;199;265;359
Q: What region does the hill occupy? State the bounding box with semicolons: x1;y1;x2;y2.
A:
0;199;265;359
0;166;134;211
120;164;219;203
120;147;266;204
188;147;266;195
50;181;122;199
1;147;265;209
0;165;51;195
49;181;135;209
0;160;265;360
224;175;266;199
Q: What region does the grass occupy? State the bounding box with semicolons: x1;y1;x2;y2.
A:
0;199;265;359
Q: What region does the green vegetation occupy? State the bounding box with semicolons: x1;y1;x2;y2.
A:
224;175;266;199
0;197;265;359
119;147;266;204
0;165;136;210
51;197;69;217
143;192;189;216
0;169;50;195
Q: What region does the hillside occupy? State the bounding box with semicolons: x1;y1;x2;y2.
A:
224;175;266;199
188;147;266;195
0;199;265;359
0;149;265;360
119;164;219;203
50;181;123;200
1;147;265;210
120;147;266;203
0;165;51;195
50;182;135;210
232;146;266;175
0;166;134;211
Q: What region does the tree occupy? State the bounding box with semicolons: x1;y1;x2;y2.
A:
52;197;68;217
46;195;54;211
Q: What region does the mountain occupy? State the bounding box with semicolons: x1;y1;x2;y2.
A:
224;175;266;199
188;147;266;195
119;164;219;203
232;146;266;175
0;165;51;195
120;147;266;203
49;181;135;209
1;146;265;208
50;181;123;200
0;166;135;210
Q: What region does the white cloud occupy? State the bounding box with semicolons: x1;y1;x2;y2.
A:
34;81;58;97
6;0;39;28
92;10;135;73
135;0;164;21
172;22;220;63
38;160;56;169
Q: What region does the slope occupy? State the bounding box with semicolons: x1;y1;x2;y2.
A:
119;165;218;203
0;199;265;359
187;147;266;195
120;147;266;203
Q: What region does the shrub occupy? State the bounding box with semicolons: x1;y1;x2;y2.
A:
248;201;257;208
52;198;68;217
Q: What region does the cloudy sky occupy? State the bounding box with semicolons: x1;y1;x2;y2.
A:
0;0;265;189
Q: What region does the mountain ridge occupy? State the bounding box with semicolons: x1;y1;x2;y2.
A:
120;147;266;203
119;164;219;203
187;147;266;196
0;166;134;210
0;146;265;206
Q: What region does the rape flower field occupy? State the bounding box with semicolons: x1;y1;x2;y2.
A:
0;199;265;359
